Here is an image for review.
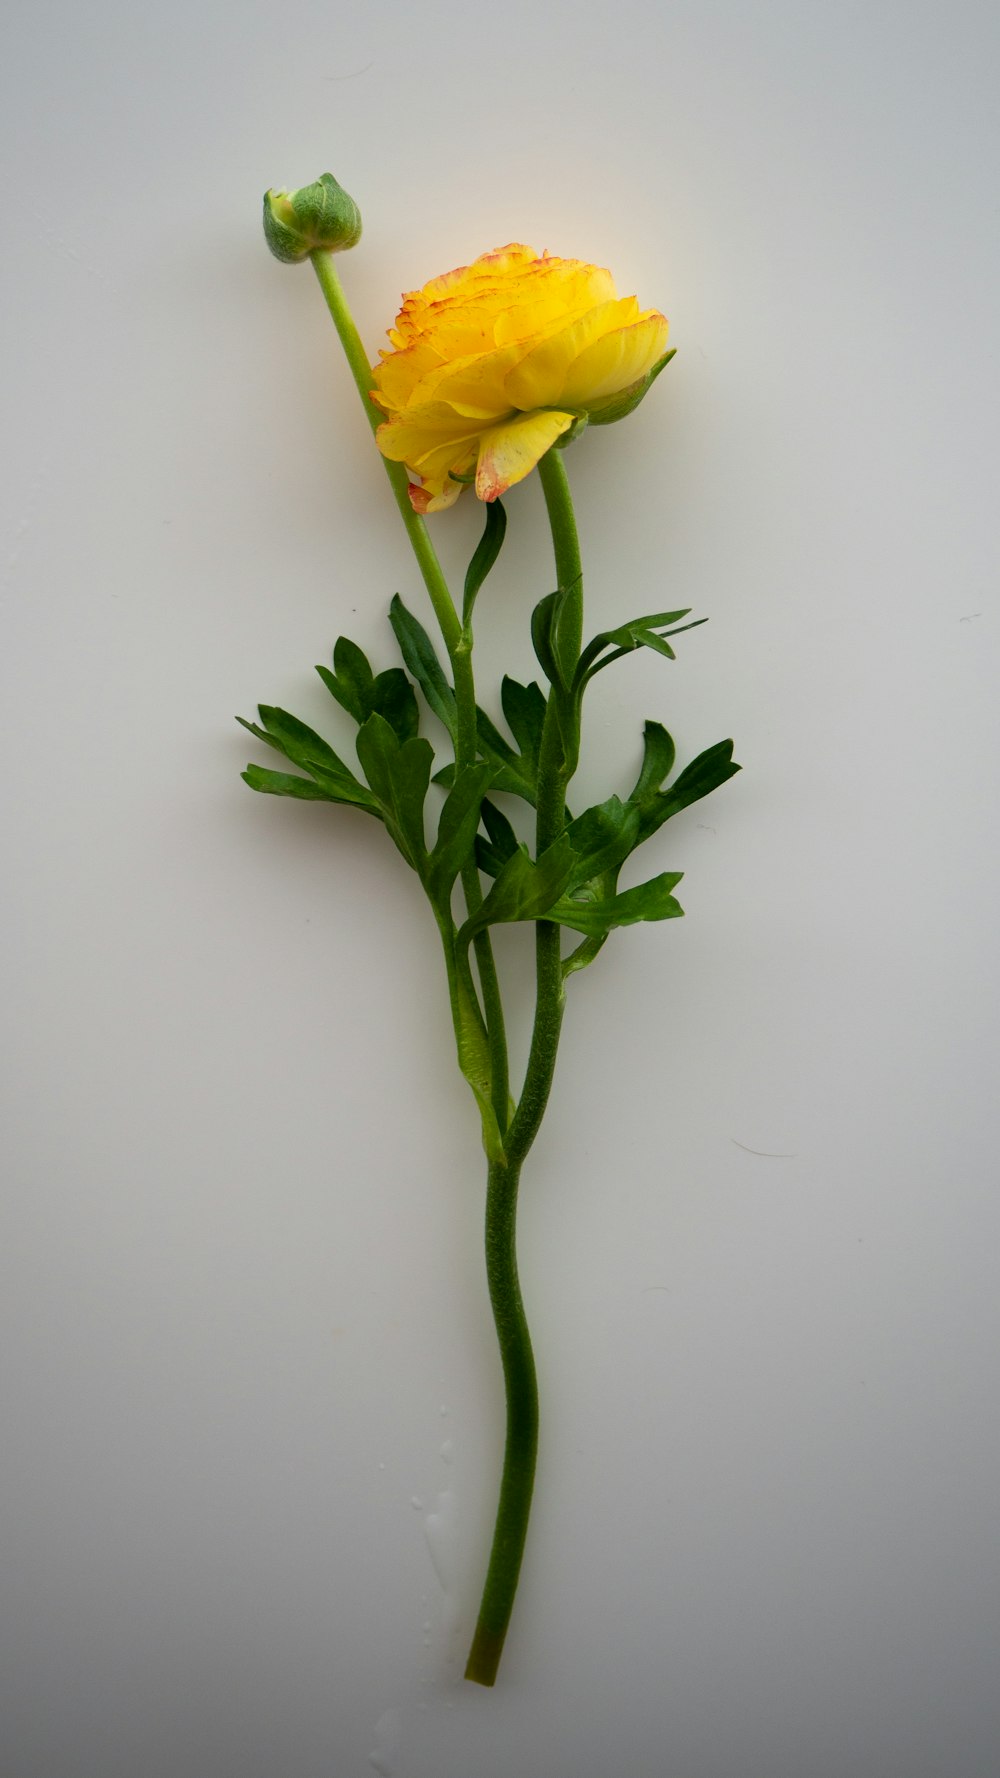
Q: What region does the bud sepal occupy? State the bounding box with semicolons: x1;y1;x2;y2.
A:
263;174;362;263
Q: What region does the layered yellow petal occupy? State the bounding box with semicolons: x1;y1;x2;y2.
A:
475;411;575;503
370;244;670;510
556;313;669;407
502;298;640;411
375;402;484;469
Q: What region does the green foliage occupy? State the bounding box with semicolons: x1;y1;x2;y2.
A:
237;706;380;812
241;764;355;803
389;595;457;738
531;583;580;693
546;872;685;938
459;837;578;945
355;713;433;869
427;764;495;902
317;636;419;741
629;737;741;847
240;548;739;989
629;720;676;803
475;799;520;877
576;610;707;686
463;500;507;626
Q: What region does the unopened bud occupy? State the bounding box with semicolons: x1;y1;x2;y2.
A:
262;174;362;264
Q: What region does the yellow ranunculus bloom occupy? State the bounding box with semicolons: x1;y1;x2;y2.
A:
370;244;670;513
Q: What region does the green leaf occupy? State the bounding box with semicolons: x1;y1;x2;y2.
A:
629;720;676;805
584;349;676;426
241;764;373;806
531;589;566;690
463;499;507;625
565;795;643;887
547;871;685;938
530;584;581;693
475;798;520;877
240;706;352;777
327;636;375;721
355;713;433;868
427;763;495;902
459;836;578;943
576;610;708;685
237;708;378;809
371;668;419;741
389;595;457;737
317;652;419;743
636;739;741;844
501;677;547;774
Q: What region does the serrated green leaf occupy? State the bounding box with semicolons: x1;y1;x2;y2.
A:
463;499;507;625
629;720;676;805
548;871;685;938
427;763;495;902
389;595;456;737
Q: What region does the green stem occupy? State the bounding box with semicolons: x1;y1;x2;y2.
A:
309;252;461;655
537;447;584;677
310;250;509;1127
464;1154;538;1687
466;449;585;1686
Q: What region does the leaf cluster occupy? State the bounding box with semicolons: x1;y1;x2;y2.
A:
239;509;739;973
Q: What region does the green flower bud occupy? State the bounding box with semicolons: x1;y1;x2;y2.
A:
262;174;362;264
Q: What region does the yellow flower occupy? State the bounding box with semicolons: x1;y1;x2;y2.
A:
370;244;670;513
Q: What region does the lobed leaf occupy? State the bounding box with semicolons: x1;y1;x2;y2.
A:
237;708;378;810
634;739;741;845
459;836;578;944
547;871;685;938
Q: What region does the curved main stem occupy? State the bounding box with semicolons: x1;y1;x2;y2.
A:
466;449;585;1686
463;1154;538;1685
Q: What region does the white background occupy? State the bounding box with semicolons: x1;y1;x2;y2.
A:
3;3;999;1774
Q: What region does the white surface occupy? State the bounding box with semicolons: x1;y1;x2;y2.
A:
3;2;999;1774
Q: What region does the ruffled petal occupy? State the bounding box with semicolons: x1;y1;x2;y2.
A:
502;298;640;410
375;403;484;468
475;410;575;502
555;313;669;407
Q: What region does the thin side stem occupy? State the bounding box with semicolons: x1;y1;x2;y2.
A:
308;252;461;655
309;249;509;1124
